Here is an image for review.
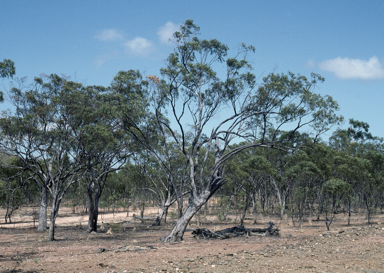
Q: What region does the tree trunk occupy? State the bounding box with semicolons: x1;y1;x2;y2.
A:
280;200;285;220
272;178;284;220
161;193;207;242
177;199;183;219
152;195;175;226
365;200;371;225
223;210;228;221
48;215;56;241
86;168;104;233
348;199;351;226
87;183;100;232
37;186;48;232
126;196;130;217
222;190;236;221
48;195;59;241
152;204;169;226
251;193;256;214
240;192;249;226
140;201;145;220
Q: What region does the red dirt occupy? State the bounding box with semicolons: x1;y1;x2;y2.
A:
1;207;384;272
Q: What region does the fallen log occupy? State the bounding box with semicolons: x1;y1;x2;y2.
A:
191;221;279;239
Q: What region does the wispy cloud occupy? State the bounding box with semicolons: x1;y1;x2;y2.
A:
157;21;180;44
94;23;176;64
305;59;315;69
94;51;119;68
94;29;124;42
319;56;384;80
124;37;154;56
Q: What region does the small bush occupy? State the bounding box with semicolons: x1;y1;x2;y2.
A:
110;222;120;233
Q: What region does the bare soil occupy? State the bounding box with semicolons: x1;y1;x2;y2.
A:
1;207;384;273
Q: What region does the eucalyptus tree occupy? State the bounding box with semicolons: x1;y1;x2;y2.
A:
0;74;88;240
362;147;384;224
133;146;189;226
240;154;276;223
323;178;352;230
255;132;316;219
0;156;31;223
286;153;322;226
71;81;139;233
112;71;192;225
222;147;252;223
330;119;374;155
109;69;189;225
119;20;341;242
329;120;383;223
305;142;334;220
0;58;15;102
0;59;15;79
330;154;368;224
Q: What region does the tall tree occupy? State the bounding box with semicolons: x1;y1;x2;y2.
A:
0;75;87;240
119;20;341;242
71;83;138;233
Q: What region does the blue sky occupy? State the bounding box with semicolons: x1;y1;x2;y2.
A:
1;1;383;140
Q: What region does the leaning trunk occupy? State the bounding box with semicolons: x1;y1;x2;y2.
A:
161;193;208;242
152;204;169;226
37;186;48;232
152;193;176;226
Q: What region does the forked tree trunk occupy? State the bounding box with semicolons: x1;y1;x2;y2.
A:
152;193;180;226
152;204;169;226
37;186;48;232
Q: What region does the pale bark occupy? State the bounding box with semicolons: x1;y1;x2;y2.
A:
161;192;209;242
48;192;63;241
152;204;169;226
152;195;175;226
37;186;47;232
240;192;250;226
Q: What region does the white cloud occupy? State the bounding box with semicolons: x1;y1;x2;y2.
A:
124;37;154;56
157;21;180;44
305;59;315;69
94;29;124;41
319;56;384;80
94;51;118;68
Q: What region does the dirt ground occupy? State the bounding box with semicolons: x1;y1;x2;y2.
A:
1;207;384;273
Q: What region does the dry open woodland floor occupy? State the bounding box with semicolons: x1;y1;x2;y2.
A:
1;206;384;273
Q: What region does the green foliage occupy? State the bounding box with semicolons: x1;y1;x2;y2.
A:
110;222;120;233
0;58;16;102
323;178;351;198
0;59;15;78
2;19;384;238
